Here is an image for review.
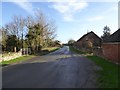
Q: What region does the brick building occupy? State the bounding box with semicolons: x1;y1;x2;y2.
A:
74;31;101;53
102;29;120;63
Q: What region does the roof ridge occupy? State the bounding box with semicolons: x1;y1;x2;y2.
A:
77;31;101;42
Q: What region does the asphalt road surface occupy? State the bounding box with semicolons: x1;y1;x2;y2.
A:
2;46;98;88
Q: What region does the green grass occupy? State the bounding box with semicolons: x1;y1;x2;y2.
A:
1;47;59;66
1;55;35;66
69;46;88;54
38;47;60;55
87;56;119;88
69;46;119;88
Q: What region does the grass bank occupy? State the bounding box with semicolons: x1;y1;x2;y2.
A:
37;47;60;55
1;47;60;66
69;46;119;88
69;46;88;54
87;56;118;88
1;55;35;66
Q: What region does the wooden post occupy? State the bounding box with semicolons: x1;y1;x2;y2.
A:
14;47;16;52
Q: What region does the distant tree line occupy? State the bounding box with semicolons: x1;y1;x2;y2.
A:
1;10;59;53
68;39;75;46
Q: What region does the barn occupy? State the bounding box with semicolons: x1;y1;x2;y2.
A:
102;29;120;63
74;31;101;53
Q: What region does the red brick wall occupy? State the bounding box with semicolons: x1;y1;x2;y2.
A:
102;43;120;63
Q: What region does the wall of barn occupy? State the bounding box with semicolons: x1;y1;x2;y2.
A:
102;43;120;63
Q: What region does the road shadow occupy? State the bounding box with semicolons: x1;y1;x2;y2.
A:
2;64;9;67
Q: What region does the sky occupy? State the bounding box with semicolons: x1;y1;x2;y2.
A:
1;0;119;43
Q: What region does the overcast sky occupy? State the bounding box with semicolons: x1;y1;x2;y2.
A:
1;0;119;43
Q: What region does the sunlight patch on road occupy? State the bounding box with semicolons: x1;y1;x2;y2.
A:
31;55;72;63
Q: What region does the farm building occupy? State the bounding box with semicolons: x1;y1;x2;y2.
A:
102;29;120;63
74;31;101;53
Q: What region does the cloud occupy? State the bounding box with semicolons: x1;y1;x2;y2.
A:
3;0;119;2
88;16;104;21
63;15;74;21
9;0;34;15
47;0;68;2
47;0;119;2
109;5;118;12
104;4;118;14
51;0;88;21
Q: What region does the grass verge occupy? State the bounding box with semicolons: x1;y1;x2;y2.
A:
1;55;35;66
69;46;88;54
69;46;119;88
37;47;60;55
1;47;59;66
87;56;119;88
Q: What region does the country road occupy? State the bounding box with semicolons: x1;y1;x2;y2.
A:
2;46;98;88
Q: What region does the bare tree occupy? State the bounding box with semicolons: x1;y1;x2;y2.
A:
35;10;57;47
2;10;57;53
5;16;25;51
25;10;57;53
12;16;25;39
